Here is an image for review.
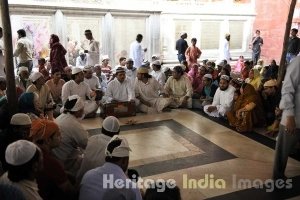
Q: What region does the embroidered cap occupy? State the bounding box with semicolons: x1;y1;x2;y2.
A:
10;113;32;125
102;116;120;133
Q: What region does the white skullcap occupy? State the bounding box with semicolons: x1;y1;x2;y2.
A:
203;74;212;79
5;140;38;166
79;50;84;55
72;67;82;75
18;67;28;75
102;116;120;133
10;113;32;125
64;95;84;112
102;55;110;61
105;135;131;158
220;75;230;81
83;65;93;72
152;60;161;66
29;72;43;82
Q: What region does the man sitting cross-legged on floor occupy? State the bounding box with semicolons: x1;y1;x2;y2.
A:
204;75;235;118
76;116;120;183
104;67;136;104
61;67;98;118
164;65;193;108
135;67;171;113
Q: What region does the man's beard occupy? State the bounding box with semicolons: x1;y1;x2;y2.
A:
220;86;229;91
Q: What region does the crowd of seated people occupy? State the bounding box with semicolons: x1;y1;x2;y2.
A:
0;31;289;199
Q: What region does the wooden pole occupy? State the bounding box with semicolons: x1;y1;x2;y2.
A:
0;0;17;115
278;0;297;87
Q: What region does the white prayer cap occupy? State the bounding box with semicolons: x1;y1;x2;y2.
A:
105;135;131;158
83;65;93;72
79;50;84;55
152;60;161;66
10;113;32;125
18;67;28;75
29;72;43;82
5;140;37;166
220;75;230;81
72;67;82;75
137;67;149;74
102;55;110;61
102;116;120;133
64;95;84;112
203;74;212;79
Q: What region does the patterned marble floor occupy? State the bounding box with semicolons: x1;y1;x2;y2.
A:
81;109;300;200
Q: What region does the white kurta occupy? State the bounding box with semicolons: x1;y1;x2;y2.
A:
135;78;171;113
129;41;143;68
204;85;235;117
53;113;89;176
82;39;100;66
77;134;111;182
105;78;135;103
150;70;166;86
84;75;100;90
61;80;98;114
125;68;137;87
13;37;33;63
219;39;231;63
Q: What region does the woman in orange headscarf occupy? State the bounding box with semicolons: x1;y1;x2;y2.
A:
30;119;76;200
226;83;265;132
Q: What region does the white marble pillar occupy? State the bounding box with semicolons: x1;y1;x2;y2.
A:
53;10;68;64
102;12;113;63
147;13;161;61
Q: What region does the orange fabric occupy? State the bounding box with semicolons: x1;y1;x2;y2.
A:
30;119;59;141
227;83;265;132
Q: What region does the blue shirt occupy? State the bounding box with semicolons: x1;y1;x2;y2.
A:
79;162;142;200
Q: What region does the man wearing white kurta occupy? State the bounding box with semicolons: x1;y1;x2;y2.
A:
62;67;98;116
204;75;235;117
83;65;100;90
105;67;135;103
82;30;100;66
125;58;137;88
135;67;171;113
76;116;120;183
219;33;231;64
150;60;166;87
129;34;145;68
164;65;193;108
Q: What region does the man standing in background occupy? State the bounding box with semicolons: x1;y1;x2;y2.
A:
219;33;231;64
130;34;146;68
250;30;263;65
13;29;33;73
82;30;100;66
286;28;300;63
176;32;188;63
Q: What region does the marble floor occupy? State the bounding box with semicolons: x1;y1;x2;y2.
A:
81;109;300;200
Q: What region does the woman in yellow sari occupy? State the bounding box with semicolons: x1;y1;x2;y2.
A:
226;83;265;132
245;68;261;90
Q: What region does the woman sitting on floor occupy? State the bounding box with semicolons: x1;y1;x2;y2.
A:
226;83;265;132
245;68;261;91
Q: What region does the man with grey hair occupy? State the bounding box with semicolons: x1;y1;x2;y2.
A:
204;75;235;118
